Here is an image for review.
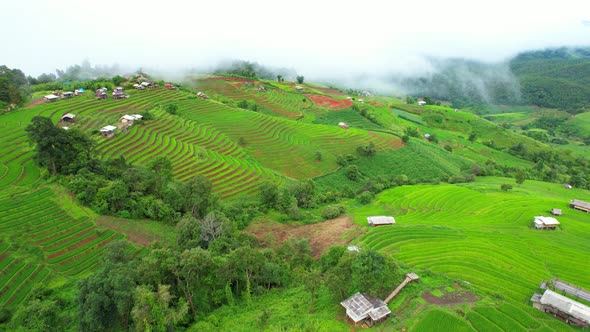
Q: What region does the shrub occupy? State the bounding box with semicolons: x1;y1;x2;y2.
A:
444;145;453;152
322;205;341;219
357;191;375;204
164;104;178;115
346;165;361;181
402;135;410;143
500;184;513;192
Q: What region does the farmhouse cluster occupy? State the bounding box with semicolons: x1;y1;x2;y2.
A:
531;280;590;328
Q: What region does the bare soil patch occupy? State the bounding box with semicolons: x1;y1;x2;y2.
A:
422;285;479;306
306;94;353;111
246;215;364;258
24;98;47;108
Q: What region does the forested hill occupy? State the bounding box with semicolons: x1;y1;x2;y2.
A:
510;47;590;113
397;46;590;112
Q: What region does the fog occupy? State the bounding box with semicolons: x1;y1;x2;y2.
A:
2;0;589;86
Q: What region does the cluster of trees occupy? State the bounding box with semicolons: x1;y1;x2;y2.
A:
0;65;29;107
26;116;217;223
28;60;122;84
7;224;401;331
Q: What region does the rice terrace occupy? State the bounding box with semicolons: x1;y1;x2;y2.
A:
1;4;590;330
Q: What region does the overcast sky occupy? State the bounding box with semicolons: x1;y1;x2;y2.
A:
1;0;589;78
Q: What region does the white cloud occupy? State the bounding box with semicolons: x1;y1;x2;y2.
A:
1;0;589;77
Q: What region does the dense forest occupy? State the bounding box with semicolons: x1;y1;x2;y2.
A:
397;46;590;112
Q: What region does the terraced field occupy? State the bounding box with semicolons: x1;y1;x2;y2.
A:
0;89;183;310
192;78;310;118
174;98;402;179
355;177;589;331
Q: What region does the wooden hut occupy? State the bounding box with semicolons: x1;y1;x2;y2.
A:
60;113;76;123
367;216;395;227
531;289;590;328
338;122;349;130
340;293;391;327
551;209;562;216
100;125;116;138
570;199;590;213
533;216;560;230
44;94;59;102
61;91;74;98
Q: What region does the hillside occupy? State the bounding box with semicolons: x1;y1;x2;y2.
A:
0;71;588;331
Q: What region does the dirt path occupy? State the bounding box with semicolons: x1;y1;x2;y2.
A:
247;215;364;258
24;98;46;108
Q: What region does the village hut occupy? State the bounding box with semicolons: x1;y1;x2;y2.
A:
44;94;59;102
132;114;143;121
164;83;175;89
340;293;391;327
295;85;303;91
551;209;562;216
197;91;209;99
96;88;108;99
570;199;590;213
100;125;117;138
531;289;590;328
61;91;74;99
533;216;560;230
418;100;426;106
347;246;360;252
338;122;349;130
358;99;364;103
563;183;572;189
60;113;76;123
367;216;395;227
140;81;153;88
346;96;352;100
133;83;143;89
120;114;136;126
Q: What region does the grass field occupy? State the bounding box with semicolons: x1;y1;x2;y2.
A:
351;176;589;330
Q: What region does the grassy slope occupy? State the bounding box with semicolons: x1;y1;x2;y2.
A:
192;177;588;331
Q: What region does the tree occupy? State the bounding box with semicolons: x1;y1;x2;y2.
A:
404;127;419;138
9;299;60;331
500;184;513;192
515;171;526;185
351;250;400;297
298;268;323;313
296;76;304;84
346;165;361;181
26;116;94;175
112;75;125;86
131;285;188;332
174;247;213;318
183;175;215;218
406;96;417;104
164;104;178;115
315;151;322;161
468;131;477;142
259;182;279;209
276;75;283;82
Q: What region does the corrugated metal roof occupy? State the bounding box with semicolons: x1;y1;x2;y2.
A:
341;293;373;322
367;216;395;225
534;216;560;225
540;290;590;323
101;125;116;131
571;199;590;209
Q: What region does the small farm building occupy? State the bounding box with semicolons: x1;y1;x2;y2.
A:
133;83;143;89
533;216;560;230
140;81;153;88
563;183;572;189
551;209;562;216
367;216;395;226
341;293;391;326
295;85;303;90
62;91;74;98
346;96;352;100
44;94;59;102
570;199;590;213
338;122;349;130
418;100;426;106
358;99;364;103
165;83;175;89
347;246;360;252
100;125;117;138
197;91;209;99
531;289;590;328
60;113;76;122
424;134;431;139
